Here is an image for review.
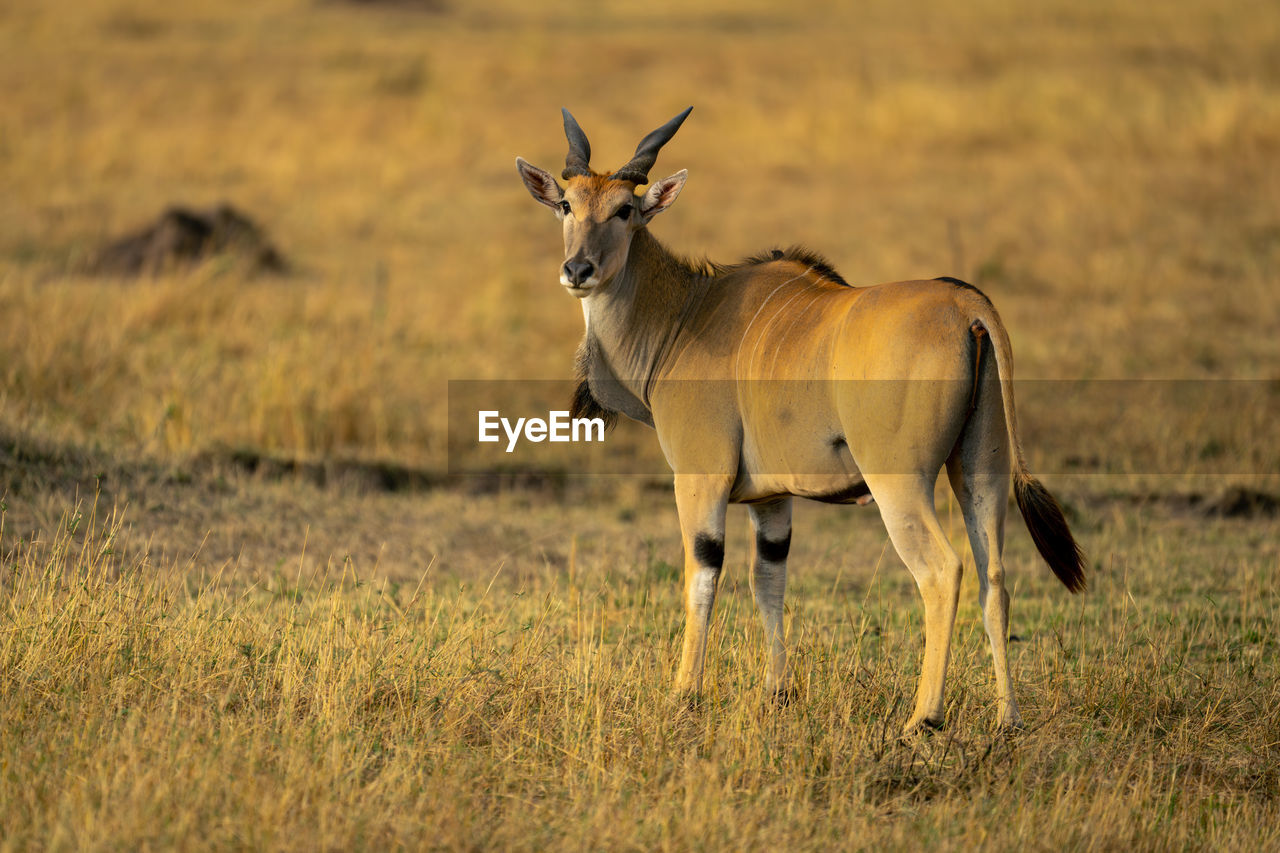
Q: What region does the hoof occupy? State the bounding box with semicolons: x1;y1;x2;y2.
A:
901;716;944;738
997;716;1027;735
668;688;702;712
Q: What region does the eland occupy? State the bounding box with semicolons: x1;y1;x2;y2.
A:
516;107;1085;732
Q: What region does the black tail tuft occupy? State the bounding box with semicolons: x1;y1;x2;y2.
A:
1014;471;1087;593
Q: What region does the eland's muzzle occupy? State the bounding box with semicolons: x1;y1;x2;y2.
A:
562;258;595;287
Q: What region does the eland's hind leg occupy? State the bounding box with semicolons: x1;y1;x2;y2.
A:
946;374;1021;728
865;474;965;733
748;497;793;697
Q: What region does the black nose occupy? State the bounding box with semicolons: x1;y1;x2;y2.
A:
563;258;595;286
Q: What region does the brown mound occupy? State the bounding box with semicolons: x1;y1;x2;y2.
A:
87;203;286;276
328;0;448;11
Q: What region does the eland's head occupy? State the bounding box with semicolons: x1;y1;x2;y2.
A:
516;107;692;296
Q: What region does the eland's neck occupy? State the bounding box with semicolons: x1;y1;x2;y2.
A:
581;228;702;393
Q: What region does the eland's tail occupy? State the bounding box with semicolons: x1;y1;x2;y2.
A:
974;314;1087;593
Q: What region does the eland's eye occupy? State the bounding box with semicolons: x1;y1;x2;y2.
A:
559;200;571;215
614;205;631;221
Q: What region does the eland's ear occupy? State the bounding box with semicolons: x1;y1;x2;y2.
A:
639;170;687;223
516;158;565;211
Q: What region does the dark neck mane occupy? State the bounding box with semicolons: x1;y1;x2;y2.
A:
701;245;851;288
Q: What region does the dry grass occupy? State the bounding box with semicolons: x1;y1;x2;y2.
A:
2;485;1278;850
3;0;1280;848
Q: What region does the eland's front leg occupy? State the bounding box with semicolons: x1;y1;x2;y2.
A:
748;498;793;698
672;473;733;696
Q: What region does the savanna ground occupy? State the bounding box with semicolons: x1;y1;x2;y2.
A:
2;0;1279;849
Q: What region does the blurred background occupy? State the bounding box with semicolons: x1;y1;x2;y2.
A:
2;0;1277;473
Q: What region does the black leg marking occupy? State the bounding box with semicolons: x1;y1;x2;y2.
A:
693;534;725;570
756;529;791;564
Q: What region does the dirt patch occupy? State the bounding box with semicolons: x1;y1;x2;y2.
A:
1198;486;1280;519
0;429;141;502
0;429;653;507
207;448;582;497
207;448;445;494
86;204;286;276
1118;486;1280;519
6;429;1273;518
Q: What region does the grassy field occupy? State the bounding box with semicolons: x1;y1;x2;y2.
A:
3;0;1280;849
